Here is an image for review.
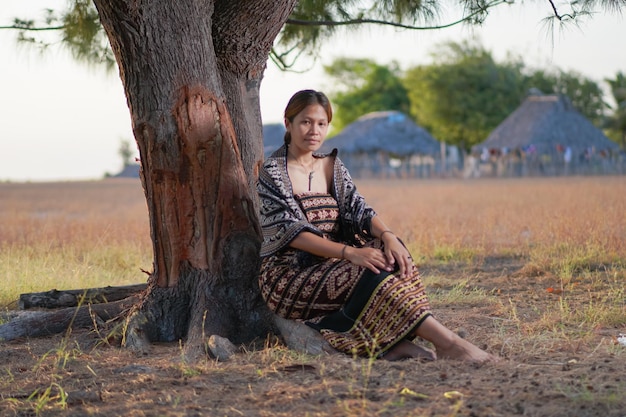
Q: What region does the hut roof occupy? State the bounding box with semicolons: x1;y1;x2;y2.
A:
474;94;618;153
112;163;140;178
263;123;285;158
320;111;440;156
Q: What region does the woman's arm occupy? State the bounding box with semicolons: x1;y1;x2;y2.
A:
369;216;413;278
289;231;393;275
289;231;346;259
370;216;394;241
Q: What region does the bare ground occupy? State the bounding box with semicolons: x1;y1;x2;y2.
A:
2;255;625;417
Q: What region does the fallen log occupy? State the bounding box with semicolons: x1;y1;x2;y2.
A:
0;296;139;341
19;283;147;310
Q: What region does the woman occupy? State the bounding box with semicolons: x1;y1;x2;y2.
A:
257;89;496;362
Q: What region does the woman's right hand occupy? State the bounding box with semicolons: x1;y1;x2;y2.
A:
344;246;394;275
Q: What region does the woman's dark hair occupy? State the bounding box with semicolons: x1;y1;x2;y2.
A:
283;89;333;145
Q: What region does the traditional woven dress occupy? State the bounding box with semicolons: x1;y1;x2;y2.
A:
258;145;431;358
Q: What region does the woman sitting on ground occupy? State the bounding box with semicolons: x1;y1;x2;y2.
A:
257;89;497;362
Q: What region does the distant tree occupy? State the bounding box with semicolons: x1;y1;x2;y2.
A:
323;58;410;131
118;139;135;168
403;40;526;150
604;71;626;148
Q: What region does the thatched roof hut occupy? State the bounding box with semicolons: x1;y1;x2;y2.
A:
320;111;440;156
474;94;618;155
469;94;622;176
318;111;442;178
263;123;285;158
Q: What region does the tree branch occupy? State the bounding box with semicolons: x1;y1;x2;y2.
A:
286;0;510;31
0;24;65;31
546;0;575;21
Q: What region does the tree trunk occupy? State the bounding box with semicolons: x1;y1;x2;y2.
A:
92;0;297;358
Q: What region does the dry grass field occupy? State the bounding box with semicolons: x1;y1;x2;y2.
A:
1;176;625;416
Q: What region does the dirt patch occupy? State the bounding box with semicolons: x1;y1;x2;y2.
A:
2;256;625;417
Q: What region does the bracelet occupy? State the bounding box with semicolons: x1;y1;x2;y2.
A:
380;230;394;239
341;244;348;259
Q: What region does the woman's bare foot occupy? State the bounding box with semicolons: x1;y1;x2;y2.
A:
382;340;437;361
415;316;499;363
436;336;499;363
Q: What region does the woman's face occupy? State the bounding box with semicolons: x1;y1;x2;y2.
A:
285;104;329;154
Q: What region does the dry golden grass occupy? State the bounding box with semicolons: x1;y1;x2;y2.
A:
0;179;151;307
358;177;626;265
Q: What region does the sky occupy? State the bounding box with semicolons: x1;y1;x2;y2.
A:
1;1;625;182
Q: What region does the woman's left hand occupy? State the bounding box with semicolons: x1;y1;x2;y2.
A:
381;234;413;278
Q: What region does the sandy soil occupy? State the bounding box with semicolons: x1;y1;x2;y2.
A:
2;256;625;417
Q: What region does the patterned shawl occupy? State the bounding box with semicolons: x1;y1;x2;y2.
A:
257;144;377;257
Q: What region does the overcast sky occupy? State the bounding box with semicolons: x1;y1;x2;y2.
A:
1;1;625;182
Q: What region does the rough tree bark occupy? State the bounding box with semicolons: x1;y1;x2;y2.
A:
90;0;298;358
